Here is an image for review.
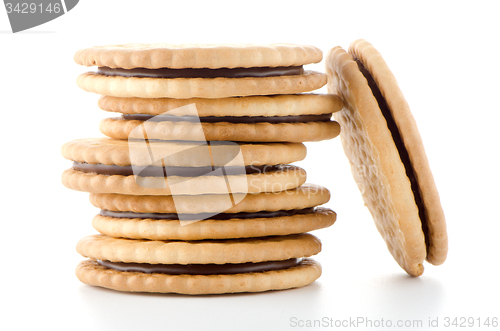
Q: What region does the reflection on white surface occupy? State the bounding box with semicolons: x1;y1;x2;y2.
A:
358;274;446;319
78;281;326;330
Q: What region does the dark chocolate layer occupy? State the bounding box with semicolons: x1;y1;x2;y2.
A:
97;66;304;79
97;258;300;275
354;57;429;250
99;207;315;221
73;162;279;177
121;113;332;124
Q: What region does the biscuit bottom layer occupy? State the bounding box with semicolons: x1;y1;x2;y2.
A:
97;258;300;275
97;66;304;79
73;162;280;177
99;207;315;221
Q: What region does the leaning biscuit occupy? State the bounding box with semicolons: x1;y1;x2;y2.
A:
325;40;447;276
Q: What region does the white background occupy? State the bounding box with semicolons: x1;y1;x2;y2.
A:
1;1;499;330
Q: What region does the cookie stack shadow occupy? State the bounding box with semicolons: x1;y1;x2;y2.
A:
61;44;343;294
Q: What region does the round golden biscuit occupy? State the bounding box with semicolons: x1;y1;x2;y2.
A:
76;233;321;264
76;71;327;99
92;208;336;241
62;165;307;195
61;138;307;167
98;94;343;117
325;39;447;276
76;258;321;295
74;43;323;69
99;117;340;143
89;184;330;214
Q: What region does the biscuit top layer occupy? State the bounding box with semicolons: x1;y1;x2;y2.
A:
61;138;307;167
74;43;322;69
76;233;321;264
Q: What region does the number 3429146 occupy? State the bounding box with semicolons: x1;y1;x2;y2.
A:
444;317;498;328
5;2;62;14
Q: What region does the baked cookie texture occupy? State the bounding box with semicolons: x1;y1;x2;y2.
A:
61;165;307;195
89;184;331;214
76;70;327;99
325;39;447;276
92;207;336;241
76;259;322;295
98;94;343;117
74;43;340;143
63;43;341;294
74;43;324;69
76;233;321;265
99;117;340;142
61;138;307;167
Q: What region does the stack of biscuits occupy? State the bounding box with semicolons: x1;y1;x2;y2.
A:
61;44;342;294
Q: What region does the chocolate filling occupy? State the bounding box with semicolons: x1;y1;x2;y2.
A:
99;207;315;221
354;58;429;251
120;113;332;124
97;66;304;79
97;258;300;275
73;161;279;177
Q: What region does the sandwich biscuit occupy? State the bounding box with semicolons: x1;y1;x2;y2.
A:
325;39;447;276
96;92;342;143
76;233;322;294
74;43;326;99
90;185;335;240
61;138;308;195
